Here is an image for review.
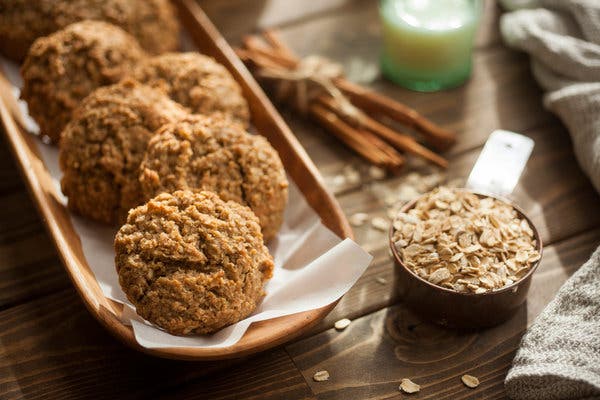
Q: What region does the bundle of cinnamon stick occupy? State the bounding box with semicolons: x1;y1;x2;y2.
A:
236;30;456;172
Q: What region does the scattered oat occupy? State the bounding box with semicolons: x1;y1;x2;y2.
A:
349;212;369;227
331;174;346;188
343;165;361;185
399;378;420;394
391;187;540;293
369;165;386;180
376;276;387;285
461;374;479;388
313;370;330;382
371;217;389;231
334;318;351;330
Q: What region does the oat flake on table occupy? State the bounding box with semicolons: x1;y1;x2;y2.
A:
399;378;420;393
334;318;351;330
461;374;479;388
313;370;330;382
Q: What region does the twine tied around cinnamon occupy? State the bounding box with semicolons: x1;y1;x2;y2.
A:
238;30;454;171
258;55;366;126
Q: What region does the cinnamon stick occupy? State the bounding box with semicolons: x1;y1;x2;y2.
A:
239;30;455;169
239;41;297;69
317;96;448;168
235;48;282;70
310;103;404;171
256;30;457;151
335;78;456;151
263;30;299;63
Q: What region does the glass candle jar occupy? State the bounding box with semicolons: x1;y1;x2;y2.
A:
380;0;481;92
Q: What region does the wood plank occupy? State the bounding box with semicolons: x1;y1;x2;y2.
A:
203;0;501;51
152;352;315;400
0;229;66;309
200;0;357;43
267;1;547;155
286;228;600;399
0;136;70;307
0;135;25;196
0;288;313;400
0;188;70;308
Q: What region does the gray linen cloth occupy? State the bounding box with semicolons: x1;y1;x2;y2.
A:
500;1;600;399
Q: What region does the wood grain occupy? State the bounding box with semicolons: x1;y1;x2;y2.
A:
0;0;599;398
200;0;354;43
286;228;600;399
202;0;501;50
0;288;308;400
0;144;69;307
153;352;315;400
0;136;23;196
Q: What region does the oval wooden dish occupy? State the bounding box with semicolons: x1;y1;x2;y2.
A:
0;0;352;360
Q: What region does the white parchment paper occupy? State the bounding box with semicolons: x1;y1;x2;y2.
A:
1;57;372;349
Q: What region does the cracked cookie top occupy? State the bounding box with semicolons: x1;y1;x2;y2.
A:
20;20;147;142
132;52;250;127
139;114;288;241
114;190;274;335
59;79;188;224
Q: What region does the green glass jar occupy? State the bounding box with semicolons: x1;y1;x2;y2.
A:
380;0;482;92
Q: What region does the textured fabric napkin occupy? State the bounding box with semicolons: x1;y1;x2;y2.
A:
500;1;600;399
505;248;600;399
501;0;600;194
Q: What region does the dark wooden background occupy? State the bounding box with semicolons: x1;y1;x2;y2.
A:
2;1;600;399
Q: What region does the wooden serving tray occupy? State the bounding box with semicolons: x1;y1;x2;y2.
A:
0;0;352;360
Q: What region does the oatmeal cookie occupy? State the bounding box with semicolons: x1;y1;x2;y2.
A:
132;52;250;126
115;190;274;335
0;0;179;61
140;115;288;241
20;20;147;142
59;80;188;224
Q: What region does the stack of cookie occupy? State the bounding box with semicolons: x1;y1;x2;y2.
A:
4;4;289;336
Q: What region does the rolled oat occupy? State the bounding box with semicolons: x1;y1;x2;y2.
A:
399;378;420;393
334;318;351;330
392;187;540;293
313;370;330;382
461;374;479;388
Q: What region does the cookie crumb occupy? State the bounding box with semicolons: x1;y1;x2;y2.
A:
334;318;351;330
399;378;420;394
376;277;387;285
461;374;479;388
313;370;330;382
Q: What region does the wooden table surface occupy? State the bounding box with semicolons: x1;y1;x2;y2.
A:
2;1;600;399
